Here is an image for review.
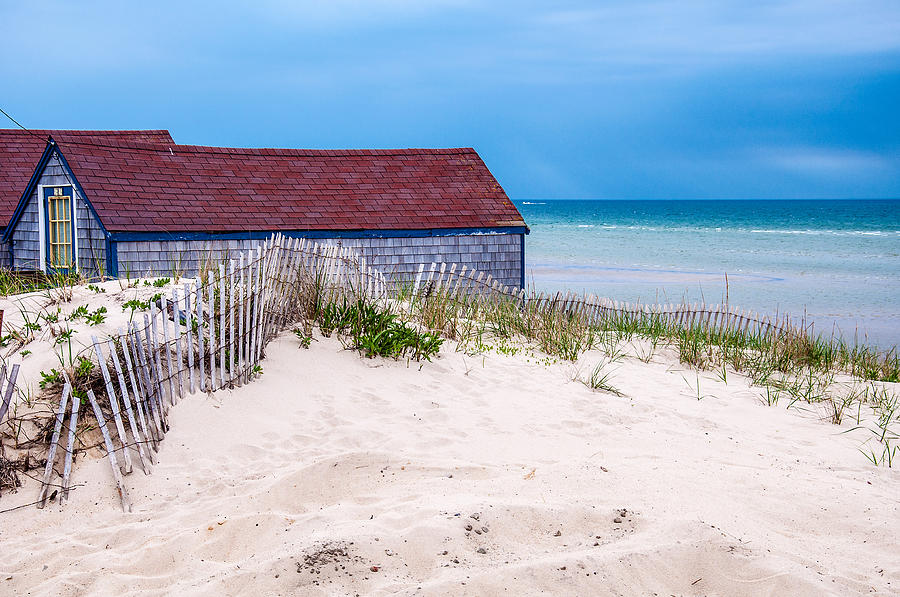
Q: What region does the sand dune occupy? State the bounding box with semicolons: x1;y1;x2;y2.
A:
1;326;898;596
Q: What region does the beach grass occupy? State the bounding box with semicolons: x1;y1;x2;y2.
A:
402;283;899;465
5;259;897;468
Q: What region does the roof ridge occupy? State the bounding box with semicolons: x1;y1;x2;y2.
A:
0;128;172;135
178;144;475;155
52;138;477;157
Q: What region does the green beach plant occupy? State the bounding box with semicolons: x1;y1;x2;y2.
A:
580;360;624;396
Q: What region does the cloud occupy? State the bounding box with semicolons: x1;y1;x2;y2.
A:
3;1;899;84
531;1;900;67
254;0;472;26
756;146;898;175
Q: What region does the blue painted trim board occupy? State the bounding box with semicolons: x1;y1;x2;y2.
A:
520;233;526;289
108;226;529;242
106;238;118;278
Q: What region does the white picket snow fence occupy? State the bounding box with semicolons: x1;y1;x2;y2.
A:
34;235;388;511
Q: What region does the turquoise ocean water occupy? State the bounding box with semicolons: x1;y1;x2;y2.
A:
516;200;900;350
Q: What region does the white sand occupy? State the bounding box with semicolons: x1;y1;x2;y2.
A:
0;284;897;596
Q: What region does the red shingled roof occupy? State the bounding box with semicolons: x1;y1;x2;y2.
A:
50;139;525;233
0;129;174;223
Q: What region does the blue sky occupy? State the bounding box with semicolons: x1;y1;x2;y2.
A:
2;1;899;199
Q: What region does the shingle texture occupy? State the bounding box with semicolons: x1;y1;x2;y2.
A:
50;140;525;233
116;234;523;287
0;129;174;223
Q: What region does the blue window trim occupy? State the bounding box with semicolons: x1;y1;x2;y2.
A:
42;185;77;275
108;226;529;242
520;232;526;289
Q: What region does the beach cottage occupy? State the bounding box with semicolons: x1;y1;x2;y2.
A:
0;131;528;287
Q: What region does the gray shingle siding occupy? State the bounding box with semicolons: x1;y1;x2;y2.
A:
115;233;524;288
10;183;42;271
76;198;106;278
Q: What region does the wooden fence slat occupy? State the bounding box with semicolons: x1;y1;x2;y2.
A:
60;383;80;507
436;262;447;292
139;320;167;434
282;238;302;322
120;327;158;449
159;301;177;406
284;238;295;302
326;245;339;302
254;244;265;369
425;262;437;291
37;382;70;508
249;248;260;381
261;241;279;353
0;366;6;414
238;252;246;386
148;305;172;409
258;244;269;364
258;243;273;363
183;282;196;394
142;316;169;427
248;248;260;381
447;263;457;294
0;364;19;425
130;322;161;439
91;337;134;475
412;263;425;300
195;279;207;392
172;288;184;401
292;240;311;310
453;265;467;299
208;270;217;389
450;265;465;300
462;268;478;305
357;254;367;301
218;263;226;389
330;244;341;298
86;390;132;513
229;260;237;385
107;338;152;473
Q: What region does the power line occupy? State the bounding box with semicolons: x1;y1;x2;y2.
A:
0;106;32;132
1;105;460;158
